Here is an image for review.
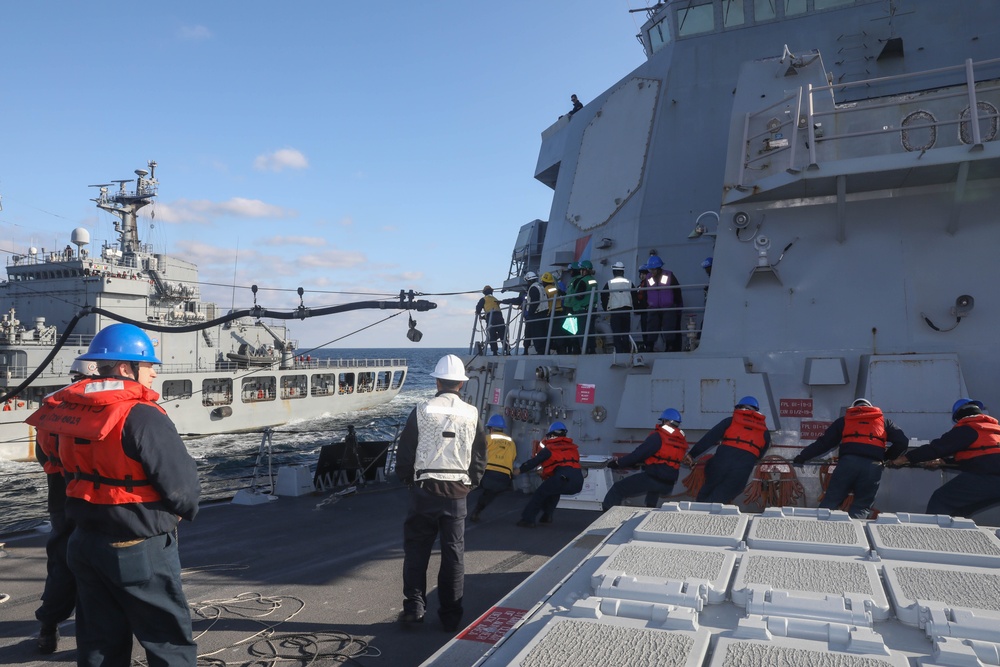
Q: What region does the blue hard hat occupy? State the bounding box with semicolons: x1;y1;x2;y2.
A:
659;408;682;424
646;255;664;269
638;264;649;272
79;323;161;364
701;257;713;269
952;398;984;420
736;396;759;411
547;421;567;435
486;414;506;430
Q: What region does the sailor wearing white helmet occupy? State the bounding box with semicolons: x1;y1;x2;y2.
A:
522;271;548;354
794;398;909;518
31;355;100;654
601;261;636;353
395;354;487;631
26;323;200;665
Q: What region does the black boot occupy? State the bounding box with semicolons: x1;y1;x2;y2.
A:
38;624;59;654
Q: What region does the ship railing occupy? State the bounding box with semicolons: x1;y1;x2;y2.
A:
201;357;407;374
468;282;708;356
735;56;1000;194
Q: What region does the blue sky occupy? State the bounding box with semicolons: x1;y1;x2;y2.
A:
0;1;646;349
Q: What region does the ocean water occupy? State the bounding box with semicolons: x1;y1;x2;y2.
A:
0;347;463;534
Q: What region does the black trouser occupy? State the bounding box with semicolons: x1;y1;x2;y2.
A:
608;309;633;353
472;470;512;514
36;511;76;627
402;484;467;628
520;468;584;523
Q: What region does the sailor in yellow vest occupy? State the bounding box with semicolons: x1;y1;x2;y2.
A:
469;415;518;522
475;286;512;355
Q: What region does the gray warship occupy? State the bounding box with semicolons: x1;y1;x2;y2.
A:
464;0;1000;519
428;1;1000;665
0;162;427;461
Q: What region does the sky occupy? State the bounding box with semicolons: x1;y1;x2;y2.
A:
0;1;648;349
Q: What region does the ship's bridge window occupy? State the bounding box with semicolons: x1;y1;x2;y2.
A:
723;0;745;28
785;0;807;15
815;0;855;8
677;1;714;37
754;0;777;20
648;16;672;54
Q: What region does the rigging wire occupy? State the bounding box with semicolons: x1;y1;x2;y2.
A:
0;292;436;404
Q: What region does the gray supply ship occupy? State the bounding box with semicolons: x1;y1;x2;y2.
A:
0;162;421;461
463;0;1000;520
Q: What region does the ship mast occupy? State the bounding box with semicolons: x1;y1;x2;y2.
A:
91;160;158;256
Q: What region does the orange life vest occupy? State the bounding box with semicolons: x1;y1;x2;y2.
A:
644;425;688;469
539;437;581;479
953;414;1000;462
26;379;166;505
720;409;768;457
34;394;64;474
841;406;887;448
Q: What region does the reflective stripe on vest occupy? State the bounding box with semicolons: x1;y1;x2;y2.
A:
953;414;1000;462
606;276;633;311
720;409;768;457
413;394;479;483
485;433;516;475
539;437;581;479
645;424;688;469
544;284;562;313
26;378;165;505
841;406;887;447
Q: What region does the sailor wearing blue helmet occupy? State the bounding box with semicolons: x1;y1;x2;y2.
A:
26;323;200;665
602;408;689;510
683;396;771;504
889;398;1000;517
469;414;519;522
516;421;583;527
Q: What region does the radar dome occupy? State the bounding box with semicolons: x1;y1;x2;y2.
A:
71;228;91;247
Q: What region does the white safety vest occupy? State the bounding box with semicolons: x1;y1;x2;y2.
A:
606;276;633;311
527;282;547;315
413;393;480;484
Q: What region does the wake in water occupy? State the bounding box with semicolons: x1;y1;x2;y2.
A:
0;347;456;533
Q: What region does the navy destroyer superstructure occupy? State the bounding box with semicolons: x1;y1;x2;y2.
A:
463;0;1000;518
0;163;410;460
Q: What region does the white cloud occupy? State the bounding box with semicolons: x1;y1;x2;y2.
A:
265;235;327;246
177;25;212;41
253;148;309;172
155;198;295;223
338;216;354;227
296;251;367;269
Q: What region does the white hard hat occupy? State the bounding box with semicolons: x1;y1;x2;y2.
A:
430;354;469;381
70;358;99;377
524;271;538;282
611;261;625;271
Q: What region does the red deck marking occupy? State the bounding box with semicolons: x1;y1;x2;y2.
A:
458;606;527;643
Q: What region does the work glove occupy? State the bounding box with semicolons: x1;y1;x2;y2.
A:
607;458;620;470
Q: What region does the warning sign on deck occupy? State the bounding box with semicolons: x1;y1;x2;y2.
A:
459;606;527;644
